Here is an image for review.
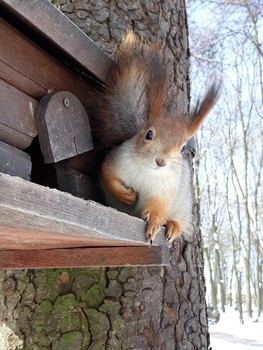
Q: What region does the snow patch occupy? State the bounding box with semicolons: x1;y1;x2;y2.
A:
209;307;263;349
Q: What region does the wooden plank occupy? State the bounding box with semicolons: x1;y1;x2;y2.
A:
0;79;37;149
0;247;170;269
56;166;94;200
0;59;47;99
0;173;170;249
0;225;110;250
1;0;114;83
62;150;99;177
36;91;93;163
0;141;31;180
0;19;95;103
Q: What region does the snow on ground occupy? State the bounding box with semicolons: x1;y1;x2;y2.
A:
209;307;263;349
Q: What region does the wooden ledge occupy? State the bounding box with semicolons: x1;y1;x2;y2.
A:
0;173;170;251
0;246;170;269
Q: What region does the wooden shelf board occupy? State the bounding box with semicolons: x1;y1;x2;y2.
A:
0;246;170;269
0;173;170;252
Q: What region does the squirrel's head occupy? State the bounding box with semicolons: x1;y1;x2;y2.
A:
135;117;188;169
134;81;221;170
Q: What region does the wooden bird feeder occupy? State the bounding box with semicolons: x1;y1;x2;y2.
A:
0;0;170;269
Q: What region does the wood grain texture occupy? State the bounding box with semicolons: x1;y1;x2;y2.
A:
0;246;170;269
0;79;37;149
0;58;47;99
1;0;114;83
35;91;93;163
0;19;94;103
0;172;169;249
56;166;93;200
0;141;31;180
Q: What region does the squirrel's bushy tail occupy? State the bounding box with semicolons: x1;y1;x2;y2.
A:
96;32;167;148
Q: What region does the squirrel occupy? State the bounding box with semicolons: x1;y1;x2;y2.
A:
96;32;221;244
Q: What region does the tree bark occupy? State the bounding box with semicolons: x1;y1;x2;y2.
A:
0;1;210;349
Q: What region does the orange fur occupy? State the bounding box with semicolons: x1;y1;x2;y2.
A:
142;197;173;243
101;163;137;205
138;117;188;150
189;82;221;136
98;33;221;244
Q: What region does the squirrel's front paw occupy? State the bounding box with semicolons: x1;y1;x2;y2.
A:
117;185;137;205
142;211;161;245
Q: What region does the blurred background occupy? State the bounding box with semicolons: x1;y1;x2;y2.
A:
187;0;262;348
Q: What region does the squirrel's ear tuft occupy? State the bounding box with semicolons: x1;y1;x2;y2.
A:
188;80;222;136
121;31;138;48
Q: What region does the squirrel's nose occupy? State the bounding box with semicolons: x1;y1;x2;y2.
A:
155;158;166;167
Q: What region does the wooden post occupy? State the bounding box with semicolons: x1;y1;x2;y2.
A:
0;141;31;180
35;91;93;163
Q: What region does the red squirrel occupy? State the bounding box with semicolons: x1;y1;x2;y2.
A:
97;32;221;244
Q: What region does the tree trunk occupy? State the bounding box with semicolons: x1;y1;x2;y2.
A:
226;169;244;324
0;1;210;349
204;247;218;311
214;248;226;313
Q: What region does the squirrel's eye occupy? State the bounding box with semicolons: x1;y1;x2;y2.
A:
146;130;153;140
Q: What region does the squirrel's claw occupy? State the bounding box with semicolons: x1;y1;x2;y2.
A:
144;214;161;245
141;212;150;222
145;232;153;247
165;220;181;242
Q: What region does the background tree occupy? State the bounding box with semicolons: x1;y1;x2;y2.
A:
188;0;263;320
0;0;211;349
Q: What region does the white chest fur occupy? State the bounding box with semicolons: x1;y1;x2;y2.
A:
102;140;194;236
106;140;182;211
